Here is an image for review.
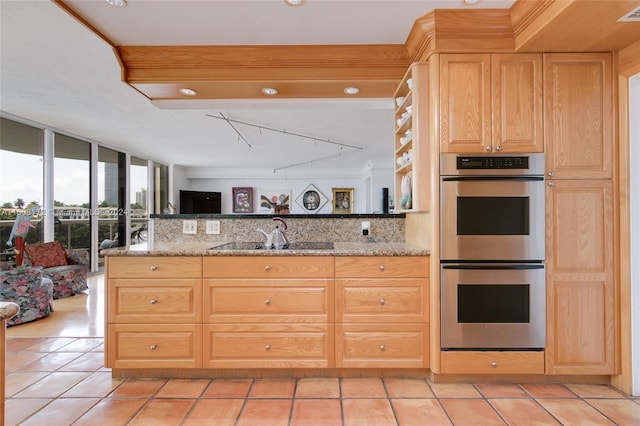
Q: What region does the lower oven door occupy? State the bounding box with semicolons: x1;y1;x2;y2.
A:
441;263;545;350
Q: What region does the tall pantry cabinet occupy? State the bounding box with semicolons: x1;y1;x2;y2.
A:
544;53;616;375
396;52;616;377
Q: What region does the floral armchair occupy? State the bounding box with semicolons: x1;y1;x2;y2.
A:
0;266;54;326
23;241;89;299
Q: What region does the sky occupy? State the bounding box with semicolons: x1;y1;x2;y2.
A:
0;150;147;208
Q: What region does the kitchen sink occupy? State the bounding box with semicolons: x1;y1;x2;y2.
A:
209;241;334;250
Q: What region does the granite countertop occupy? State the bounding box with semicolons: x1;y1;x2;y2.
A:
101;241;430;257
0;302;19;322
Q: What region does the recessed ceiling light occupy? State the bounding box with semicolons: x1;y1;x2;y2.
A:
344;87;360;95
179;88;197;96
105;0;127;6
261;87;279;96
462;0;479;4
284;0;305;6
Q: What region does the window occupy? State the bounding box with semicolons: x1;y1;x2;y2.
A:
130;156;148;246
154;163;169;214
0;118;44;247
53;134;90;252
97;146;121;268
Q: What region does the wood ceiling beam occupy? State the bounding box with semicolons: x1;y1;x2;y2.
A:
510;0;640;53
117;44;412;100
118;44;411;70
56;0;640;100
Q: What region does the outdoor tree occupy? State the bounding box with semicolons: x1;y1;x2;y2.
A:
14;198;25;209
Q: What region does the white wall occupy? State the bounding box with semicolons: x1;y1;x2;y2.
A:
170;164;189;211
630;73;640;396
179;165;393;215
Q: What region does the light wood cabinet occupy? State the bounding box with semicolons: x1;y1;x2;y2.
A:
105;254;432;373
393;62;432;212
203;279;332;324
441;351;544;374
203;324;333;368
543;53;616;375
105;257;203;368
108;278;202;323
107;324;203;369
337;323;428;368
335;256;429;368
492;53;543;153
543;53;613;179
440;53;543;154
440;53;491;153
545;179;615;374
203;256;333;278
335;256;429;279
108;256;202;279
202;256;334;367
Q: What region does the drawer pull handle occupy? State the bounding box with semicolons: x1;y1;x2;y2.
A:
264;298;271;305
491;361;497;368
150;265;158;271
378;265;385;271
149;299;157;305
379;345;385;351
548;182;555;187
379;299;385;305
264;265;271;272
265;344;271;351
150;345;157;351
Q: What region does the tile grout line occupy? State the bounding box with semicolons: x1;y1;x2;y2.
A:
232;378;253;426
381;376;400;426
472;383;508;425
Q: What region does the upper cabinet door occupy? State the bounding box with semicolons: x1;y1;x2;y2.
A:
492;53;543;153
544;53;613;179
440;54;492;153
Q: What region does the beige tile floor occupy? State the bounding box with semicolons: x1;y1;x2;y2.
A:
5;275;640;425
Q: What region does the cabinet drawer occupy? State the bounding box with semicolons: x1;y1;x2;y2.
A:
440;351;544;374
108;256;202;279
335;256;428;278
203;256;334;278
203;324;333;368
204;279;332;323
336;324;428;368
336;279;428;323
108;279;202;323
106;324;202;368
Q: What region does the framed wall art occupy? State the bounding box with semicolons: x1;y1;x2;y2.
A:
258;189;291;214
232;187;253;213
332;187;354;214
295;184;328;214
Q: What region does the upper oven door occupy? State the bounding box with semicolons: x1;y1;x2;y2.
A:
440;175;545;261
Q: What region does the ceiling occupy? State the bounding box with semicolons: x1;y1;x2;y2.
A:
1;0;638;175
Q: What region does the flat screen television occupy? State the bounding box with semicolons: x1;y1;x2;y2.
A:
179;190;222;214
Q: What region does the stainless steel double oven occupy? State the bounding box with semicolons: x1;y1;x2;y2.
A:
440;153;546;350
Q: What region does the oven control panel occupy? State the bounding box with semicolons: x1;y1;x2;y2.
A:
440;153;545;176
456;156;528;170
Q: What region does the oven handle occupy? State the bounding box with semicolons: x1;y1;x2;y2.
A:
442;264;545;270
441;176;544;182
